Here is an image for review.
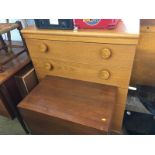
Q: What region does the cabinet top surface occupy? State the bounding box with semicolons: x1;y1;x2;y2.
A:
22;20;139;40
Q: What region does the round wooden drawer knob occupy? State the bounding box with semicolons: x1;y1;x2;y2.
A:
100;70;110;80
100;48;112;59
40;43;48;53
45;63;53;71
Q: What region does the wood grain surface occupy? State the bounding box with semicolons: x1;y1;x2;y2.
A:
18;75;117;134
21;21;139;133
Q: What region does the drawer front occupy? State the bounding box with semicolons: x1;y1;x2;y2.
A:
32;58;133;88
20;108;106;135
26;39;136;67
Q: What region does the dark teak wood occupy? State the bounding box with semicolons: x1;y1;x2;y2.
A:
0;50;31;133
0;97;11;118
18;75;117;135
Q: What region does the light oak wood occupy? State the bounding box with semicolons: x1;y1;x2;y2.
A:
26;39;136;88
22;21;139;39
31;57;135;88
22;21;139;45
112;87;128;132
26;39;136;67
100;48;112;59
21;21;139;133
40;42;48;53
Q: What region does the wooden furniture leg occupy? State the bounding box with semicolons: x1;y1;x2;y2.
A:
111;88;128;133
0;35;8;52
16;21;28;53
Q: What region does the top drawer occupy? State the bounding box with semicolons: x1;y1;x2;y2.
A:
25;39;136;67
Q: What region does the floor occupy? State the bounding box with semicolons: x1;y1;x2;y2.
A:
0;116;26;135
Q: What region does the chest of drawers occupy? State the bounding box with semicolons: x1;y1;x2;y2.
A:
21;21;139;133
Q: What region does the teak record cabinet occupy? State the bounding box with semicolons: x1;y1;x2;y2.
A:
21;21;139;134
19;75;117;134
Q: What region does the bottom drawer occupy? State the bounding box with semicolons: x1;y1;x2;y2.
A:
32;58;129;88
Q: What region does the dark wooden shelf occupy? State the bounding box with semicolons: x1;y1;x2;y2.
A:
0;51;31;85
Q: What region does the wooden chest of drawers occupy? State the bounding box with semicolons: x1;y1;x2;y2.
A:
26;39;136;88
21;21;139;133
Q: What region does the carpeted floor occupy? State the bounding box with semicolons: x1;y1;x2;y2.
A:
0;115;26;135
